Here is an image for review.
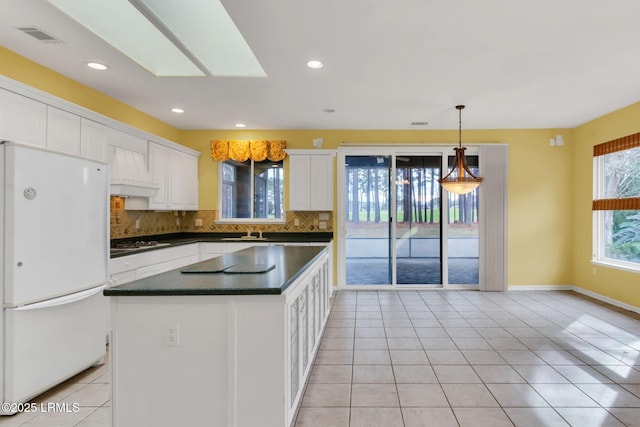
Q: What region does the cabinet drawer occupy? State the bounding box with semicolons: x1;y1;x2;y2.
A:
110;270;136;286
110;253;140;274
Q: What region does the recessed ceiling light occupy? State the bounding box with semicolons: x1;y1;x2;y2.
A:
171;108;184;113
307;60;323;69
323;108;335;113
234;123;246;128
86;62;108;70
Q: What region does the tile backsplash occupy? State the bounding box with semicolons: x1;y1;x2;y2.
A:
110;197;333;239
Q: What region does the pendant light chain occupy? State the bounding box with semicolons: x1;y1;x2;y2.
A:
458;105;463;149
456;104;464;150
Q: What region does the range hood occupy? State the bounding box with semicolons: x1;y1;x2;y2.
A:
110;147;159;197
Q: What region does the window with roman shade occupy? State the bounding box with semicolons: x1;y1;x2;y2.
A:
592;132;640;270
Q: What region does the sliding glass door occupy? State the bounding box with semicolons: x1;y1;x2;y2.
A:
446;155;480;285
344;155;392;285
340;147;480;288
395;156;442;285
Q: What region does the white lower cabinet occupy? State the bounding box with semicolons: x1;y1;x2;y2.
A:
109;244;200;285
284;252;332;424
110;248;332;427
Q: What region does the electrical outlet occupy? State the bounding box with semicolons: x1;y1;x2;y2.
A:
135;219;140;229
167;323;180;346
195;218;203;227
294;218;300;227
319;221;327;229
176;218;180;226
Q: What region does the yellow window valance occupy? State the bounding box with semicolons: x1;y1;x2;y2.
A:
210;140;287;162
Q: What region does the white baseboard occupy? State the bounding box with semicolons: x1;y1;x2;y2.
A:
509;284;640;315
508;285;574;291
571;287;640;315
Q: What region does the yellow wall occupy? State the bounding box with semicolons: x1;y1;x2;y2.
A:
0;46;180;142
8;45;637;301
180;128;575;287
572;102;640;307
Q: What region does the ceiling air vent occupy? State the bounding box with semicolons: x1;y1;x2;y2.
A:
411;121;429;126
18;27;62;43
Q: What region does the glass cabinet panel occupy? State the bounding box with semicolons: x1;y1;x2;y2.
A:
289;298;299;406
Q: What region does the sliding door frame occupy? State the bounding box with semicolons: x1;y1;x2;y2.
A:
337;145;484;290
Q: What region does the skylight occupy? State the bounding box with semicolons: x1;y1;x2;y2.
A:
48;0;265;78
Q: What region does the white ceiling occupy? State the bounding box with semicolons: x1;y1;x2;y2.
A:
1;0;640;130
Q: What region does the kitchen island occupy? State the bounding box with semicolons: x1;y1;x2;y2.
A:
105;245;332;427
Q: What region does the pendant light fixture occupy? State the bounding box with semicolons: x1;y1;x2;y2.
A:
439;105;482;195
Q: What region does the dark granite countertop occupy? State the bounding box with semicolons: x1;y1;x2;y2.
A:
104;245;326;296
110;232;333;258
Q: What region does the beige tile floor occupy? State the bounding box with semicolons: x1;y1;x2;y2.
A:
2;290;640;426
295;290;640;427
0;351;110;426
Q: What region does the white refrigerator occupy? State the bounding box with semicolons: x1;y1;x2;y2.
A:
0;141;108;413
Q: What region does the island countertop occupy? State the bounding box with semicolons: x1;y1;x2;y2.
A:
104;245;326;296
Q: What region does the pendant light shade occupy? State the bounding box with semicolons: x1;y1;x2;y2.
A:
439;105;482;195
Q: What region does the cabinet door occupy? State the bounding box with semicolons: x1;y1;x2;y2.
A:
308;280;316;351
323;261;330;317
46;106;81;155
183;153;199;210
314;271;321;337
168;150;186;209
147;143;169;209
288;155;311;210
168;150;199;211
309;155;333;210
299;291;309;374
110;270;136;287
0;88;46;147
289;298;299;408
80;119;108;162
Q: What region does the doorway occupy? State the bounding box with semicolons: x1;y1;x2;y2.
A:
338;147;480;289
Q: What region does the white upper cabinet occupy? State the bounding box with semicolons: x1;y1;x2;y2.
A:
287;149;335;211
309;154;334;210
0;88;46;147
289;154;311;210
146;142;199;211
46;106;81;155
0;79;198;200
80;119;108;162
147;143;169;210
169;149;198;210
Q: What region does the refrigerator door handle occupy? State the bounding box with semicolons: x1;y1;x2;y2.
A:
11;286;106;311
